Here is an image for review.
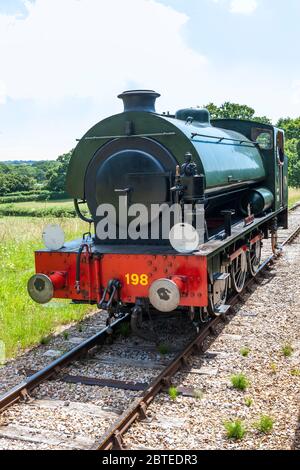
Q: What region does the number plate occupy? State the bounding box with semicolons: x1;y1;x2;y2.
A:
125;273;149;286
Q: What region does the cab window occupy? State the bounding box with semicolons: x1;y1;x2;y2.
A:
251;128;273;150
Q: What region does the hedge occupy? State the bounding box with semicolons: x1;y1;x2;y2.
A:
3;190;46;197
0;205;79;218
0;191;69;204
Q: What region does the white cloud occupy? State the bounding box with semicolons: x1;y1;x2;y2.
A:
0;0;208;110
229;0;258;14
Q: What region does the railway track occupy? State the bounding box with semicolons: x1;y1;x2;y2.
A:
1;204;300;450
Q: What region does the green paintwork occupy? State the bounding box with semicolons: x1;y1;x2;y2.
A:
67;111;266;199
240;187;274;215
211;119;289;212
283;155;288;207
67;112;195;198
166;117;265;191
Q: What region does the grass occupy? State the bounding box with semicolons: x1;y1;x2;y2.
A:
270;362;277;374
240;347;251;357
117;322;131;338
282;344;294;357
158;342;170;355
224;420;246;440
40;336;51;345
230;373;250;391
291;369;300;376
168;386;179;400
288;188;300;208
0;216;93;359
245;397;253;407
254;415;274;434
193;389;204;400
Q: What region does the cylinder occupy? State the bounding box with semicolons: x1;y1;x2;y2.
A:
240;187;274;216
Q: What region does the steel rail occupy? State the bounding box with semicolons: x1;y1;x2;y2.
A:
0;313;130;413
95;221;300;451
282;225;300;246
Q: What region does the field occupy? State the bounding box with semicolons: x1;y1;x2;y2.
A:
0;198;77;218
0;217;93;360
288;188;300;208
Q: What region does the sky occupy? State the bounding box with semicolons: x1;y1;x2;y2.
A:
0;0;299;161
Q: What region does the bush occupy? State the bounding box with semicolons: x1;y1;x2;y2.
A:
245;397;253;407
168;386;179;400
224;420;246;440
282;344;294;357
48;191;69;200
270;363;277;374
3;190;44;197
240;347;251;357
230;374;250;391
0;191;69;204
0;205;78;218
0;194;45;204
254;415;274;434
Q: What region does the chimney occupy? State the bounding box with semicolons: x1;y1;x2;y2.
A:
118;89;160;113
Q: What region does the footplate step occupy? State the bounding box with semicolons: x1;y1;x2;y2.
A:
214;304;231;315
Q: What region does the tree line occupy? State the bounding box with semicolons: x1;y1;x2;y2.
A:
0;151;72;196
0;102;299;196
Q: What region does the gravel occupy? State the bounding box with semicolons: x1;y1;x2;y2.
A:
124;226;300;450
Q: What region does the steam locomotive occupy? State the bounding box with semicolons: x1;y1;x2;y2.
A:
28;90;288;328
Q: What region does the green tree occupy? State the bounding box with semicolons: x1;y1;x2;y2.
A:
276;117;300;140
31;160;58;183
0;172;35;195
285;138;300;187
0;163;12;174
203;102;272;124
276;117;300;187
46;150;73;192
0;174;11;195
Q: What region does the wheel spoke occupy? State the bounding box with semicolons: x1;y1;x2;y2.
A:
231;250;247;292
248;240;262;277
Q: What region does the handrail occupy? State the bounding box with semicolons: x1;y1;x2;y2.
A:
76;132;176;142
191;132;259;148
